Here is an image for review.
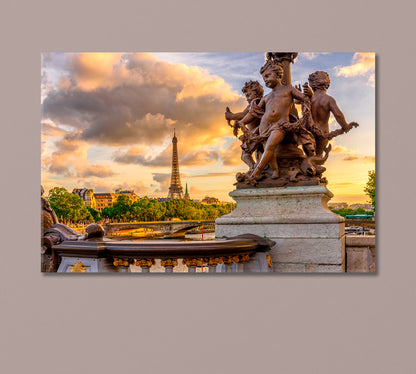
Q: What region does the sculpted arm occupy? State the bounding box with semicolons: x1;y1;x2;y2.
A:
329;97;352;131
225;106;250;121
237;96;266;127
291;84;312;103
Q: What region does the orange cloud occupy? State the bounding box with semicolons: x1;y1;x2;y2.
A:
152;173;171;194
219;139;244;166
114;181;149;196
43;53;244;154
68;53;123;91
189;172;236;178
113;141;220;168
189;185;205;198
75;164;116;178
330;144;374;163
176;69;239;102
331;145;354;155
43;134;89;175
336;53;375;87
362;155;376;163
341;155;359;161
43;133;116;178
337;53;375;77
41;121;67;141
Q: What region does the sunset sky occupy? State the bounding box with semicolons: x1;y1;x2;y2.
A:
41;52;375;203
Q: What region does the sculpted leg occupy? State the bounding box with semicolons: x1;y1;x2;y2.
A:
270;149;279;179
315;137;328;157
250;129;285;180
241;150;255;171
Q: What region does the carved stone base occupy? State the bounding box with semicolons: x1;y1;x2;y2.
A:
215;186;345;273
235;156;325;189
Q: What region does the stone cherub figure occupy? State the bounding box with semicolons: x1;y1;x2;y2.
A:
234;59;314;183
304;71;359;156
291;71;359;176
225;80;264;173
225;56;360;187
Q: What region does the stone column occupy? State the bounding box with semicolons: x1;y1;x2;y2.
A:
215;186;345;273
266;52;298;86
345;235;375;272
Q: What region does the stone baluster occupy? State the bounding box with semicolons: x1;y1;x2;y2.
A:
135;259;155;273
243;253;273;272
113;258;131;272
182;258;197;273
205;257;223;273
183;258;205;273
224;255;240;272
236;254;251;272
161;259;178;273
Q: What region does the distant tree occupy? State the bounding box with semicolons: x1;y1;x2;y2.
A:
112;194;132;221
87;207;101;222
330;207;372;217
364;170;376;211
48;187;93;222
99;196;236;222
101;206;114;219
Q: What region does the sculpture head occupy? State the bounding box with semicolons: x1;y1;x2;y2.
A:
308;71;330;91
41;185;59;231
242;80;264;103
260;60;284;88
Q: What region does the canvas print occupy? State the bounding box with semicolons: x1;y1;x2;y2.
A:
41;52;375;273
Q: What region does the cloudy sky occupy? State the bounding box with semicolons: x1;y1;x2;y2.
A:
41;52;375;203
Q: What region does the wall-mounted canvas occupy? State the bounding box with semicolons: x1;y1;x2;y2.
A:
41;52;375;273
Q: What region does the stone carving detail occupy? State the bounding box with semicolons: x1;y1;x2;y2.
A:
41;185;105;272
70;261;87;272
41;185;58;232
161;259;178;268
266;255;272;268
223;255;240;264
226;52;358;189
113;258;131;267
182;258;204;267
135;259;155;268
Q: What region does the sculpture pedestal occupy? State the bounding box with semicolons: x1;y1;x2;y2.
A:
215;186;345;272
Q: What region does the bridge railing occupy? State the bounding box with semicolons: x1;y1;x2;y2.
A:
43;234;275;273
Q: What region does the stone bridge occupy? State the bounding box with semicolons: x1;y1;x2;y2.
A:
103;220;215;237
345;219;375;229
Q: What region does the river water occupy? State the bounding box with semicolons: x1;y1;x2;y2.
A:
108;231;216;242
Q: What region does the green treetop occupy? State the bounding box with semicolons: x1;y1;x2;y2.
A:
364;170;375;212
48;187;93;222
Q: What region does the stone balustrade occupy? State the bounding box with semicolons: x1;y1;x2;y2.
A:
345;235;376;272
43;234;274;273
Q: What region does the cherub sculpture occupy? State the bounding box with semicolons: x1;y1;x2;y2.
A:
225;80;264;173
234;59;314;183
225;54;359;188
306;71;359;156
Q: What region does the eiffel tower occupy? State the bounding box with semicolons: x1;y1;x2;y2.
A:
167;129;184;199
